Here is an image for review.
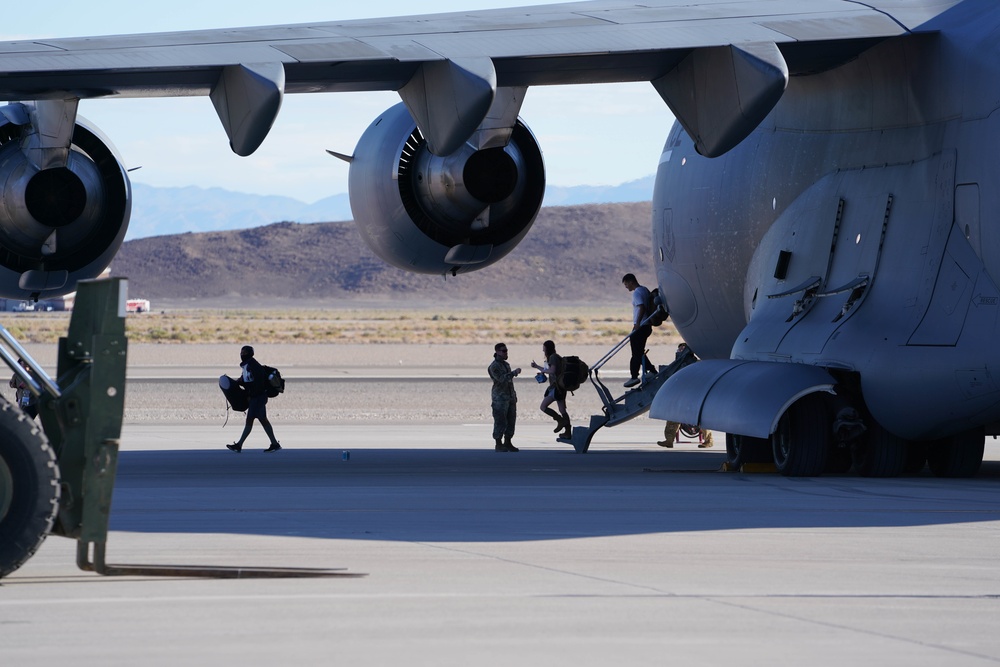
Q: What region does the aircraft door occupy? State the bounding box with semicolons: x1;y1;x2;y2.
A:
906;223;982;346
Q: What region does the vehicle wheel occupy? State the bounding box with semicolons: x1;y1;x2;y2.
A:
927;429;984;478
725;433;771;469
772;394;829;477
0;397;61;578
852;418;906;477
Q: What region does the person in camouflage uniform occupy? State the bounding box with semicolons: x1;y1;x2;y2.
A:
657;343;714;449
489;342;521;452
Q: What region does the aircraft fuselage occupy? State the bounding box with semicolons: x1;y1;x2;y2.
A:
653;3;1000;442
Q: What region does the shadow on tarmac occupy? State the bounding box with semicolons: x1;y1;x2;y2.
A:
106;448;1000;542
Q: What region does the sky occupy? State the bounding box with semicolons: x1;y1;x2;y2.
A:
3;1;676;203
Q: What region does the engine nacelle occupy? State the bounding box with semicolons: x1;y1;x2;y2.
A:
349;103;545;275
0;105;130;299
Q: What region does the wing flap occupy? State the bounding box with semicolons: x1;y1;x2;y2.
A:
761;15;906;41
273;39;398;62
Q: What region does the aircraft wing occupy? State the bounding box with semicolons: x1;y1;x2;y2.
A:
0;0;962;157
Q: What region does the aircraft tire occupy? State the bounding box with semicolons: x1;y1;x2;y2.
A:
902;443;929;475
927;429;984;478
824;445;853;474
725;433;770;469
0;397;60;578
852;419;906;478
771;394;829;477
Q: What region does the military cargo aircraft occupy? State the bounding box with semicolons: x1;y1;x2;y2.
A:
0;1;996;577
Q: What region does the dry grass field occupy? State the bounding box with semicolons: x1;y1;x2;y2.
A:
1;306;682;347
3;306;684;427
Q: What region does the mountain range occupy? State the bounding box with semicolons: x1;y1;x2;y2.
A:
111;202;655;306
126;176;655;239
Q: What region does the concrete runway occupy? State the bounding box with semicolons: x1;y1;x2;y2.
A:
3;420;1000;666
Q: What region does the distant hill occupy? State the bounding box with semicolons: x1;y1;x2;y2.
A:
125;177;655;240
111;202;655;306
542;176;655;207
128;184;353;239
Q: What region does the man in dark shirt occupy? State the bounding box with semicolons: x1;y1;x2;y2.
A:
622;273;655;387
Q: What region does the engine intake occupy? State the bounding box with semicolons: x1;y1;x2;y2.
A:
25;167;88;228
349;103;545;275
0;106;130;299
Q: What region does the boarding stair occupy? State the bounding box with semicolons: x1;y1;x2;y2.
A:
557;308;696;453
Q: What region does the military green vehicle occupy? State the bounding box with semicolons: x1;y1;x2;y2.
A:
0;278;347;579
0;278;126;578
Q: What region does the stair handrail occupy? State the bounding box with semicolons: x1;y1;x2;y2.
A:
589;306;667;373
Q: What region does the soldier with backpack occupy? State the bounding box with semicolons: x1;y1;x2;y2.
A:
531;339;572;440
226;345;282;453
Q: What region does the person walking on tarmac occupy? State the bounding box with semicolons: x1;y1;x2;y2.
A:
531;339;571;439
489;342;521;452
622;273;655;387
226;345;282;453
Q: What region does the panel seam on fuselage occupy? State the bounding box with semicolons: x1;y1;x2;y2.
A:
843;1;912;33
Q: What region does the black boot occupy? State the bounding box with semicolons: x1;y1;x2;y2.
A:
504;436;519;452
495;438;507;452
543;408;563;432
559;421;572;440
553;416;569;433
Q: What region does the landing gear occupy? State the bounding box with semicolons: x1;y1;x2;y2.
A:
0;397;60;578
824;444;854;474
725;375;991;478
725;433;770;469
902;443;928;474
927;428;984;478
852;418;906;478
771;394;829;477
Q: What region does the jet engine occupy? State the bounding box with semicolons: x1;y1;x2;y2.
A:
0;105;130;299
349;103;545;275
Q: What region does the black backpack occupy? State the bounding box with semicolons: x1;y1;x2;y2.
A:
261;365;285;398
648;287;668;327
560;356;590;393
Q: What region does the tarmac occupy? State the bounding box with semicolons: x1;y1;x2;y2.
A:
3;345;1000;665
